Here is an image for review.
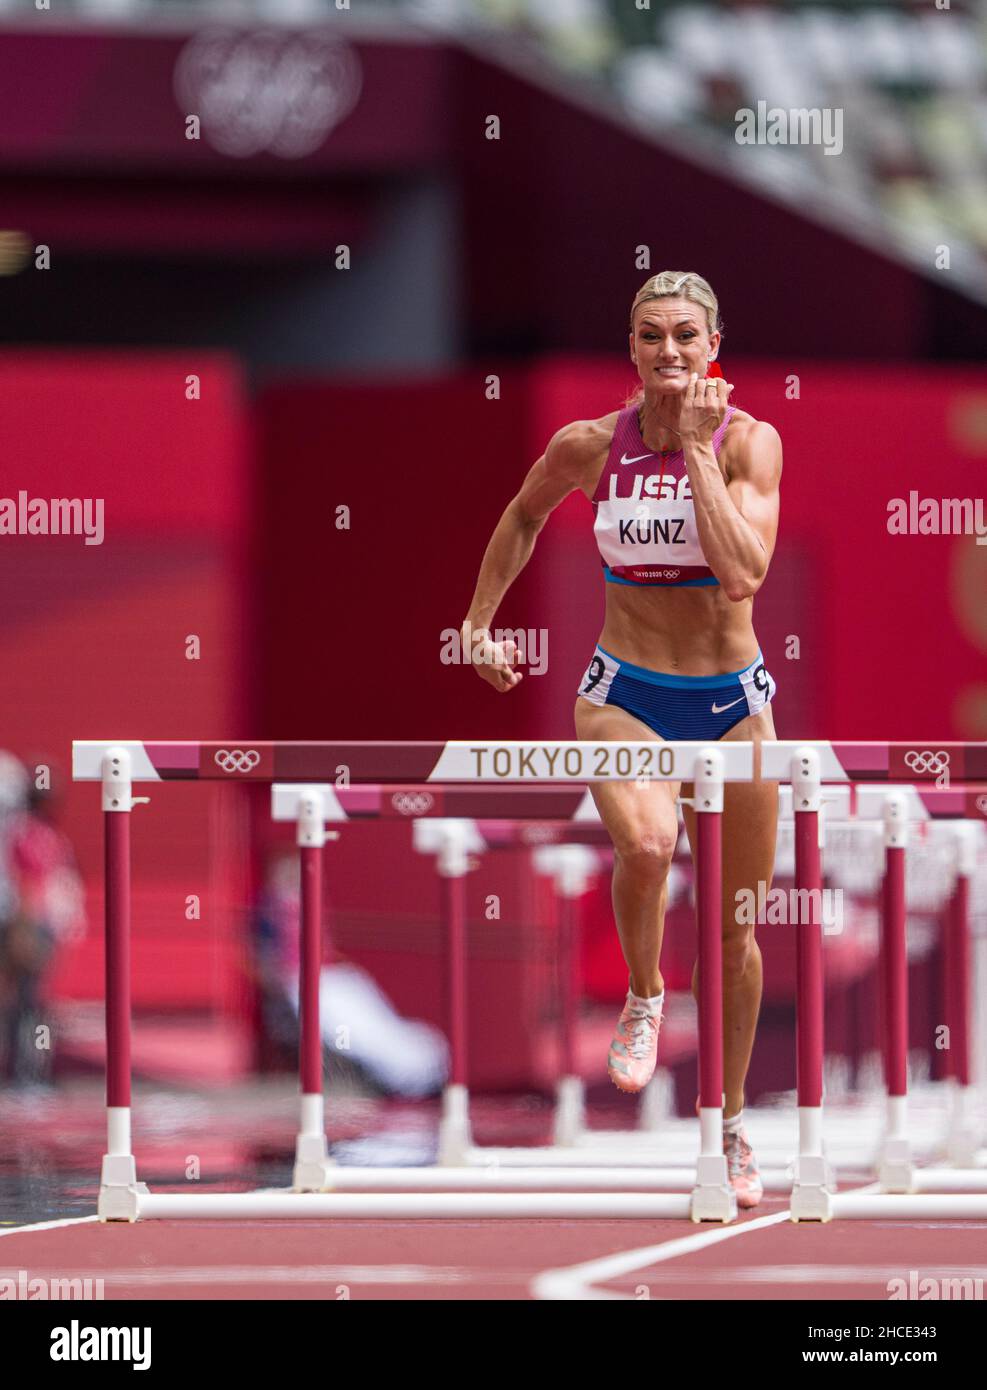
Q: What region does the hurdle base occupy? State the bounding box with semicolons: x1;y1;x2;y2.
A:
794;1152;834;1190
638;1071;673;1132
292;1133;334;1193
552;1076;586;1148
97;1154;148;1223
790;1187;834;1222
690;1154;737;1223
946;1125;982;1170
878;1138;916;1193
790;1155;835;1223
437;1083;473;1166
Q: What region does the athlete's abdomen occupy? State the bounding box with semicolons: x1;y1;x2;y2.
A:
599;581;760;678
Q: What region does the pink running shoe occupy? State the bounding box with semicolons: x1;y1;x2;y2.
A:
607;992;662;1093
724;1126;764;1209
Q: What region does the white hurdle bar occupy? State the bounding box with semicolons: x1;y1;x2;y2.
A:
137;1192;695;1220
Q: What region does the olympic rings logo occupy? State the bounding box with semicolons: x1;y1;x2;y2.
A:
214;748;261;774
391;792;434;816
903;750;950;777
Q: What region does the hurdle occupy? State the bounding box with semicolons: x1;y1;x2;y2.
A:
72;739;987;1222
75;739;755;1222
931;815;981;1167
392;780;985;1182
272;753;738;1219
759;752;987;1220
283;758;987;1207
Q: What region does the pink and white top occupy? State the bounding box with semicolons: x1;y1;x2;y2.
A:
590;403;737;587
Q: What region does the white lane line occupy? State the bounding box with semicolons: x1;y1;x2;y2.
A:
0;1217;98;1239
532;1210;792;1300
532;1180;886;1300
569;1264;987;1285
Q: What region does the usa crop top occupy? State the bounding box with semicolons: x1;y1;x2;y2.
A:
590;403;737;587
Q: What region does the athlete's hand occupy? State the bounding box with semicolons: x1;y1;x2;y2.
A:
678;373;734;447
463;626;523;692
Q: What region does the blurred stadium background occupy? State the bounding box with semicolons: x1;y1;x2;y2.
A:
0;0;985;1197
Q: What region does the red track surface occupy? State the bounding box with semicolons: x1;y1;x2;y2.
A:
5;1196;985;1300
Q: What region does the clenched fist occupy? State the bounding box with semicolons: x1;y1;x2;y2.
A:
463;626;523;693
678;373;734;446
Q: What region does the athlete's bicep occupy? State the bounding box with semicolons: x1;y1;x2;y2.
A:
726;422;782;573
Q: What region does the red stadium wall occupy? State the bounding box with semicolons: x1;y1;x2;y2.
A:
0;352;254;1050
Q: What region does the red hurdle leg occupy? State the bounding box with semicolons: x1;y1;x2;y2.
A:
534;844;597;1147
789;747;834;1222
436;822;473;1165
947;838;971;1089
98;748;141;1221
299;842;323;1099
696;803;723;1117
690;747;735;1222
444;868;467;1087
558;891;578;1085
878;791;914;1191
794;807;824;1111
292;790;333;1191
105;810;132;1121
945;824;979;1164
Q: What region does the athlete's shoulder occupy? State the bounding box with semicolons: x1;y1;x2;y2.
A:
726;406;779;434
543;414;619;480
547;413;620;459
722;410;782;479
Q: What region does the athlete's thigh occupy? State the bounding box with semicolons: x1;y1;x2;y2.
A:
573;696;681;854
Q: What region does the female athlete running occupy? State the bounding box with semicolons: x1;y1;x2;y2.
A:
461;271;781;1207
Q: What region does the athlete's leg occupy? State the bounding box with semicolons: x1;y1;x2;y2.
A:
680;704;778;1118
573;696;681;998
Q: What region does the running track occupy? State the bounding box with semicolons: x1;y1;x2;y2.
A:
4;1189;985;1301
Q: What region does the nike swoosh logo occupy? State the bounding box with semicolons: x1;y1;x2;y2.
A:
711;696;745;713
620;452;655;465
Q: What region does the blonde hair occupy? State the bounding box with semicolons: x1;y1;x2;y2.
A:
629;271;721;336
625;271;722;407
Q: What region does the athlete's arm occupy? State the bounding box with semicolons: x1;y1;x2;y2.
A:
724;422;782;595
686;413;782;602
461;422;592;690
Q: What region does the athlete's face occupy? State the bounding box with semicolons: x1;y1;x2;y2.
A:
629;299;720;396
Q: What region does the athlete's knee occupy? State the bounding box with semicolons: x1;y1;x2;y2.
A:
722;925;759;977
614;828;677;882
